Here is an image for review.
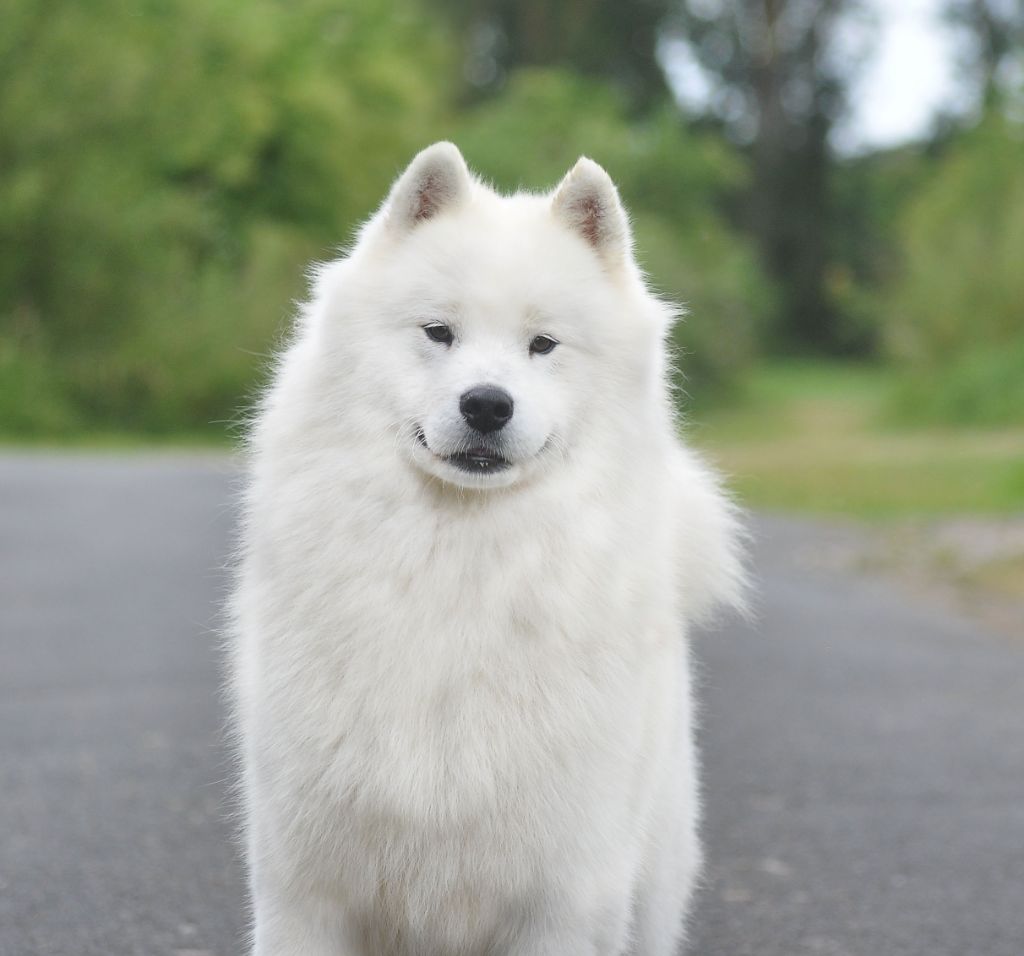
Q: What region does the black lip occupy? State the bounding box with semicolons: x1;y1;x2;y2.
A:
445;449;512;473
414;426;511;473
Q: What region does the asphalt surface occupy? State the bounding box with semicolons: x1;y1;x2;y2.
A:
2;454;1022;956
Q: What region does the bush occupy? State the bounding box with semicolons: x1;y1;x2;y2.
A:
0;0;451;436
883;114;1024;424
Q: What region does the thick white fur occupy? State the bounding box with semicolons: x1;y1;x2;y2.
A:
230;142;746;956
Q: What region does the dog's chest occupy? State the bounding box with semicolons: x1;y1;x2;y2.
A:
257;482;673;826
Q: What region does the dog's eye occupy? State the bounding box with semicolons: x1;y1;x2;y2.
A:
529;334;559;356
423;323;454;346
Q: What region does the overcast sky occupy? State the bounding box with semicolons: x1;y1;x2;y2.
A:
840;0;967;152
663;0;972;154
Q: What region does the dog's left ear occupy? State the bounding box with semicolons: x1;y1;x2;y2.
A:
384;142;472;234
552;158;632;265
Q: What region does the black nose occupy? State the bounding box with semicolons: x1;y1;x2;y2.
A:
460;385;514;434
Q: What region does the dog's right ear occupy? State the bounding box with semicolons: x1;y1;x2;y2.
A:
384;142;472;234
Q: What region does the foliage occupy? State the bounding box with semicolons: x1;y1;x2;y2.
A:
826;144;936;355
0;0;452;435
944;0;1024;111
1;28;767;436
429;0;672;108
455;69;772;400
882;114;1024;424
664;0;871;353
3;0;1021;441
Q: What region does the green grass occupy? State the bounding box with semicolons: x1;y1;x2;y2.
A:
0;430;234;450
688;361;1024;518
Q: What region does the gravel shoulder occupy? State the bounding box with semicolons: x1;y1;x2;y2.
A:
760;512;1024;638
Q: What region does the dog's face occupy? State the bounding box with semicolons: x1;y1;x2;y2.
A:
321;144;667;491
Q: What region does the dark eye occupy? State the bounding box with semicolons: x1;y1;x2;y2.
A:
530;334;559;356
423;323;454;346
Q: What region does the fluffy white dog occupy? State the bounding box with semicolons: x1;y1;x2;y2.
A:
230;142;746;956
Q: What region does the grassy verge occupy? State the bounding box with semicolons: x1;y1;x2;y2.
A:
0;429;235;451
688;361;1024;519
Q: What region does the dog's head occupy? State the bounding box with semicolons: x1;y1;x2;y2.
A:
316;143;673;490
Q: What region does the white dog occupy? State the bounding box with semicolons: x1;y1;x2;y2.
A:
230;143;746;956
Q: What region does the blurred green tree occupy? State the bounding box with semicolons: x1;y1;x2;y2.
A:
945;0;1024;110
0;0;451;433
663;0;869;354
884;113;1024;424
430;0;673;109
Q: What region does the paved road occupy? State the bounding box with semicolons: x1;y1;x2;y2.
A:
2;455;1022;956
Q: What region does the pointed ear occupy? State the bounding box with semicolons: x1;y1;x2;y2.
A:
384;142;472;233
551;157;632;264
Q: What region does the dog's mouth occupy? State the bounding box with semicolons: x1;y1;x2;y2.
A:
415;427;512;473
446;448;512;473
